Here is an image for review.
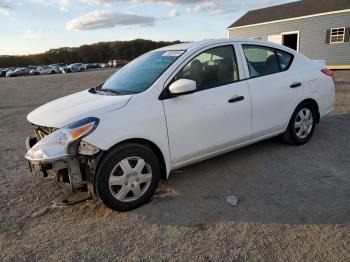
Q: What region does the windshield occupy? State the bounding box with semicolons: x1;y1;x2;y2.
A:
101;50;185;95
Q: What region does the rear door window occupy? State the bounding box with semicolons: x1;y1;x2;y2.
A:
276;50;293;71
243;45;280;77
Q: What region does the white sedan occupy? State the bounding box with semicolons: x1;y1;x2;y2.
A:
25;39;335;211
35;66;60;75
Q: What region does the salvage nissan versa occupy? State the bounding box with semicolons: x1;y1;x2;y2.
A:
25;39;335;211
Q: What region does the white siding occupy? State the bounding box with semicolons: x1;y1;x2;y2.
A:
229;12;350;66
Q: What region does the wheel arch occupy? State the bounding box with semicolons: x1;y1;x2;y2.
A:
298;98;320;123
283;98;320;133
97;138;168;181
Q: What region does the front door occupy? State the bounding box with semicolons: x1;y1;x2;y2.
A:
162;45;251;165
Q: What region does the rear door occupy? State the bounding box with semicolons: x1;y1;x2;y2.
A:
239;44;302;138
162;44;252;165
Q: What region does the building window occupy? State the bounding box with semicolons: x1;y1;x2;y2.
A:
330;27;345;43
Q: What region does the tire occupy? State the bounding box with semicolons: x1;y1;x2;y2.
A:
282;102;316;145
95;143;161;211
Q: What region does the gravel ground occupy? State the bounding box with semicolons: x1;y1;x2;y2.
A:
0;69;349;261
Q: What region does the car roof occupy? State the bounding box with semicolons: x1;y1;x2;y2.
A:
155;39;231;51
155;38;297;54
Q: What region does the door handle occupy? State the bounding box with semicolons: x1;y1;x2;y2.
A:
228;95;244;103
290;82;302;88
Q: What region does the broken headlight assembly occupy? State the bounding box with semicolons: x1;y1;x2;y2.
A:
25;117;100;163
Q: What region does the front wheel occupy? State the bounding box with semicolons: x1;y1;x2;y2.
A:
282;103;316;145
95;143;160;211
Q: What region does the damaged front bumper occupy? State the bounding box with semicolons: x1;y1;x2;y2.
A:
25;135;70;166
24;123;102;194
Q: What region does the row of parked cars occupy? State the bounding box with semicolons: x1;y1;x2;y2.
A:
0;62;113;78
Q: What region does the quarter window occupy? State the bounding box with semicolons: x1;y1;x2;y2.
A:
173;45;239;91
276;50;293;72
243;45;280;77
330;28;345;43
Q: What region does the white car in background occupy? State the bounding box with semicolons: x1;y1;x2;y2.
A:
65;63;85;73
34;66;60;75
6;67;29;77
99;63;109;68
25;39;335;211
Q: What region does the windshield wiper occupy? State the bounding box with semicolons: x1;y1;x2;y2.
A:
100;88;120;95
94;82;104;91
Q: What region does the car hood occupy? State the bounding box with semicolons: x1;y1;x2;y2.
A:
27;89;132;128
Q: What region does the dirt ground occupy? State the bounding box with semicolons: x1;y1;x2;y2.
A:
0;69;349;261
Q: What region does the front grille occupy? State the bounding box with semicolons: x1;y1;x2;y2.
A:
34;126;57;141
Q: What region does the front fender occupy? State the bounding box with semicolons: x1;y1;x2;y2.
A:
83;91;172;178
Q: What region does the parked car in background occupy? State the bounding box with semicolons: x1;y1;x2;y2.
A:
111;60;129;68
29;68;39;75
58;65;68;74
83;63;99;70
1;67;15;77
25;39;335;211
99;63;109;68
6;68;29;77
27;65;37;71
50;63;66;68
64;63;84;73
31;66;60;75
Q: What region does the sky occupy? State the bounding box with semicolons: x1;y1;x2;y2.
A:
0;0;295;55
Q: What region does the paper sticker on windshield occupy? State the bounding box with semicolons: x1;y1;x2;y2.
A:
162;51;184;57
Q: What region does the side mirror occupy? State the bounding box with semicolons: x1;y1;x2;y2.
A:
169;79;196;95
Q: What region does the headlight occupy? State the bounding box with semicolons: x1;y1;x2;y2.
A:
25;117;99;163
62;117;99;144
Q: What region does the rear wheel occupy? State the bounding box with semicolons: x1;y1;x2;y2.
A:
282;103;316;145
95;143;160;211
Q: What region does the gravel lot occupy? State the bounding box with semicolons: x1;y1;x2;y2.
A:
0;69;349;261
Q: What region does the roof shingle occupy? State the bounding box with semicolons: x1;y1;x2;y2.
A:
228;0;350;28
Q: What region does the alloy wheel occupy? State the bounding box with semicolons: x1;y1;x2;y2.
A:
108;157;152;202
294;108;313;139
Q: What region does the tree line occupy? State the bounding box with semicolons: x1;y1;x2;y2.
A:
0;39;182;68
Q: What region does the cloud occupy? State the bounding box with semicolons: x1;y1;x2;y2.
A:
29;0;296;17
83;0;293;16
186;0;293;15
31;0;71;11
85;0;204;3
66;11;156;30
0;2;11;15
186;2;214;13
168;8;179;17
59;0;70;11
185;1;239;15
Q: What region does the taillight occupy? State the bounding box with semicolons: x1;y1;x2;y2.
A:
321;68;335;80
